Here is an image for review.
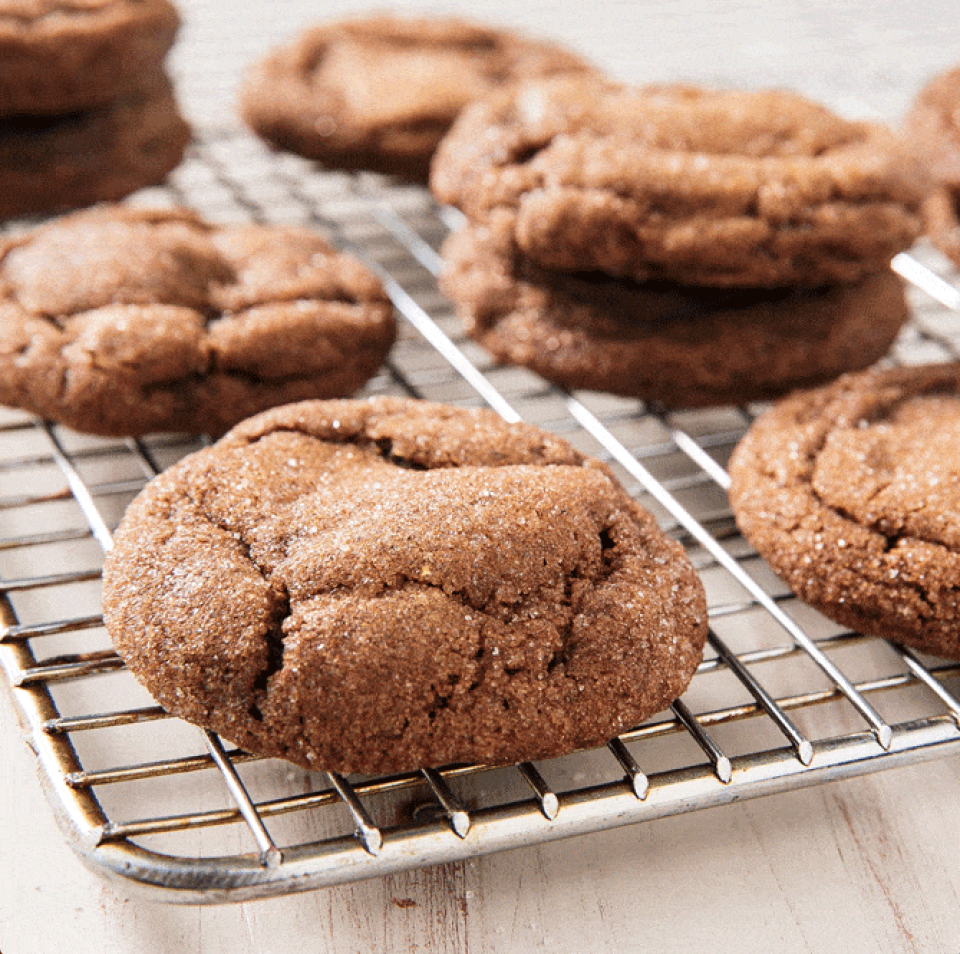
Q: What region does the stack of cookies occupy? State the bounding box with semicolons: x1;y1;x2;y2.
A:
432;77;928;408
0;0;190;221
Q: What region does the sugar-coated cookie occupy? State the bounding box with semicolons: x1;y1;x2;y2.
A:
440;218;911;407
240;15;595;181
103;396;708;773
432;77;925;288
0;0;180;117
729;363;960;659
904;65;960;266
0;206;396;435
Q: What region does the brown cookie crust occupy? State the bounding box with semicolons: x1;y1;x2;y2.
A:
102;396;708;774
728;363;960;659
240;15;595;181
0;206;397;435
431;77;925;288
0;71;190;221
440;218;910;407
0;0;180;117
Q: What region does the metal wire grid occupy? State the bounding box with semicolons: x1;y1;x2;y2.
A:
3;127;960;904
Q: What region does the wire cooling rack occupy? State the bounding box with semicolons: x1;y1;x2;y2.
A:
3;126;960;904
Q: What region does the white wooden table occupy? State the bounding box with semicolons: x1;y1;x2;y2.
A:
3;2;960;951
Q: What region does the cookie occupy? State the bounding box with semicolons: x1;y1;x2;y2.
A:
0;206;397;436
240;14;595;181
431;77;926;288
102;396;708;774
904;65;960;266
0;71;189;221
728;363;960;659
440;219;911;407
0;0;180;117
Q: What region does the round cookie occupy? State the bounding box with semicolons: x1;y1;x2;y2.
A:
431;77;926;288
728;363;960;659
0;71;190;221
0;0;180;117
440;218;911;408
239;14;595;181
102;396;708;774
904;65;960;267
0;205;396;436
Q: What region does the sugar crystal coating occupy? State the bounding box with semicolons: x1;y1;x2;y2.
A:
0;205;396;435
431;77;926;288
103;396;708;773
439;216;911;407
729;363;960;659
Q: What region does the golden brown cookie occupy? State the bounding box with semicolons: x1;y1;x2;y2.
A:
240;14;595;181
0;205;396;435
0;71;189;221
432;77;926;288
0;0;180;117
728;363;960;659
102;396;708;774
440;218;911;407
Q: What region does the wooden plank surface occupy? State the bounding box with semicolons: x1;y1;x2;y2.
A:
4;668;960;953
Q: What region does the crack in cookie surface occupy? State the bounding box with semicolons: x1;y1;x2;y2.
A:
103;397;708;773
431;76;925;288
0;206;396;435
729;364;960;656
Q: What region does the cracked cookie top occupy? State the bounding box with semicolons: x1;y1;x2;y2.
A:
431;76;926;287
239;14;596;181
0;0;180;117
0;205;396;435
102;396;708;773
0;71;190;221
728;363;960;658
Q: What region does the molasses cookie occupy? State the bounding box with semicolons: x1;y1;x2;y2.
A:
440;219;911;407
0;0;180;117
240;15;595;181
728;363;960;659
102;396;708;774
904;65;960;267
0;72;189;221
432;77;926;287
0;206;396;435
